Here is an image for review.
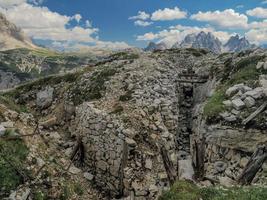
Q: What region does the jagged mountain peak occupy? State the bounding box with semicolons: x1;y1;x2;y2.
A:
171;32;257;53
173;31;222;53
223;34;256;52
144;41;167;51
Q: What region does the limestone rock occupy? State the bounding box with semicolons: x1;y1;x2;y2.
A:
244;96;256;108
223;100;232;107
145;158;153;170
214;161;227;173
218;177;235;187
231;98;245;110
244;87;264;99
40;116;57;128
1;121;14;128
84;172;94;181
178;158;194;181
256;62;264;69
0;124;6;136
259;75;267;88
36;86;54;109
69;166;82;174
125;137;137;147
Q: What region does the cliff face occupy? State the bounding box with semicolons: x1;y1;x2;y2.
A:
0;13;35;50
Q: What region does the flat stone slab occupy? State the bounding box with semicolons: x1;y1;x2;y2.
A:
205;126;267;153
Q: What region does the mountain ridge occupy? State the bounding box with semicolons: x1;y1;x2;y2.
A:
145;31;257;53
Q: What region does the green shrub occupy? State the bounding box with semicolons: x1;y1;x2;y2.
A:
203;89;226;120
33;190;48;200
73;183;84;196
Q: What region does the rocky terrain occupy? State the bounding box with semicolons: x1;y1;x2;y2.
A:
146;31;257;54
0;47;266;199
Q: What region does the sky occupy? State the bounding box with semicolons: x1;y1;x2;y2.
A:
0;0;267;50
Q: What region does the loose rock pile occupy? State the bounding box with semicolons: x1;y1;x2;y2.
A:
221;80;267;124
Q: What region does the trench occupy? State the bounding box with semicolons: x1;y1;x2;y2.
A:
173;68;209;181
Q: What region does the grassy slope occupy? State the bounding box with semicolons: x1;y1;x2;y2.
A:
160;181;267;200
0;137;29;197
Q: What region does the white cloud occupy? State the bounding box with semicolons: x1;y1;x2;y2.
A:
0;0;43;8
129;11;150;20
28;0;43;5
72;14;82;23
191;9;248;29
151;7;187;21
137;32;158;41
246;7;267;18
0;0;26;8
134;20;153;27
249;19;267;29
137;25;233;47
0;2;129;50
245;29;267;44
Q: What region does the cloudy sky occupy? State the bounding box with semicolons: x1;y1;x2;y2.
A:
0;0;267;50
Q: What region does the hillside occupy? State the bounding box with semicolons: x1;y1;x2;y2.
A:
0;48;105;89
0;48;266;199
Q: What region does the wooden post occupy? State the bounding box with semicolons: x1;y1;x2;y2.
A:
242;102;267;125
160;145;177;185
238;145;267;185
192;136;206;181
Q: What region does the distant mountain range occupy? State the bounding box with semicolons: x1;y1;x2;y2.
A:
0;13;36;51
145;31;258;53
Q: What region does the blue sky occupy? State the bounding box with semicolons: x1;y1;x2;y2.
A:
0;0;267;50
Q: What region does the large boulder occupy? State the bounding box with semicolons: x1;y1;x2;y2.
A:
36;87;54;109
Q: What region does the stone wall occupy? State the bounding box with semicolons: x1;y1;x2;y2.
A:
203;126;267;185
73;102;178;199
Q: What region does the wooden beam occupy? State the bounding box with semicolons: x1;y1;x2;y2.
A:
192;137;206;181
160;145;177;185
177;79;207;83
237;145;267;185
242;102;267;125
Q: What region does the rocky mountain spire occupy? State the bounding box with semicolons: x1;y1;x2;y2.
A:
224;34;256;52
